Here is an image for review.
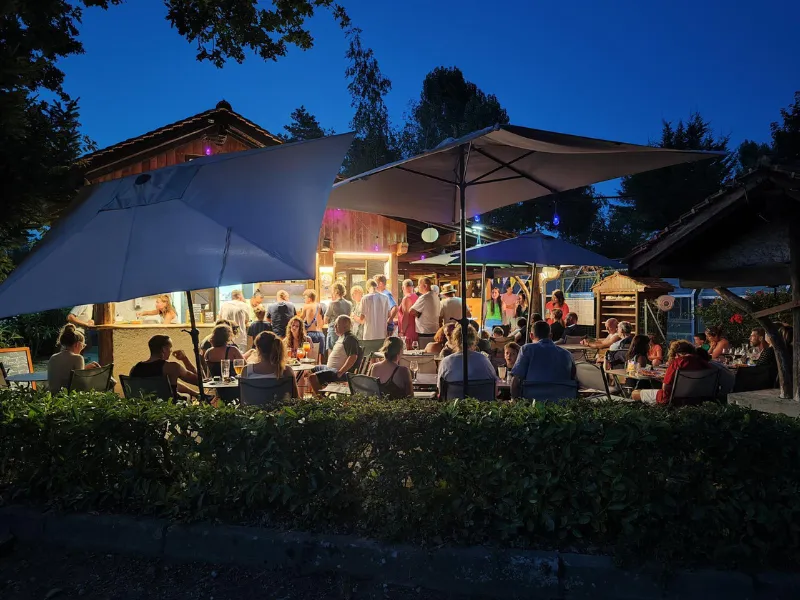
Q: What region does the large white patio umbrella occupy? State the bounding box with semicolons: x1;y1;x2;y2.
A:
329;124;722;394
0;133;355;397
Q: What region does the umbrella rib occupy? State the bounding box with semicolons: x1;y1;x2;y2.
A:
396;166;456;185
472;147;557;193
469;175;525;186
467;150;536;185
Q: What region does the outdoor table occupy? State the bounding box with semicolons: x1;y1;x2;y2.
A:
560;344;587;351
203;378;238;389
606;368;665;398
321;381;437;399
411;373;437;388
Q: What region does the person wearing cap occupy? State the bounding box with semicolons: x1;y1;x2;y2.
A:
439;283;471;326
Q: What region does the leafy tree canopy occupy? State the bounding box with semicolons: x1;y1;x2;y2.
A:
401;66;509;156
618;113;733;238
279;105;333;142
341;27;400;177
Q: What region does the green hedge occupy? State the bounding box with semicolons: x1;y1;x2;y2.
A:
1;389;800;569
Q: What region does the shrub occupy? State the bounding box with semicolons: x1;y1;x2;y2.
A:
0;308;70;357
1;390;800;569
696;288;791;346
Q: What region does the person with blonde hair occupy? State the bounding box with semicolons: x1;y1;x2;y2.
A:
137;294;177;325
48;324;101;393
246;305;271;350
218;289;249;348
267;289;297;339
437;324;497;395
325;282;352;350
242;331;300;397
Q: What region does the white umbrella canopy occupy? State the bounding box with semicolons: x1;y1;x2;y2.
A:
330;124;722;395
0;133;355;319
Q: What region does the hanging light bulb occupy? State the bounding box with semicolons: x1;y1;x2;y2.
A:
552;200;560;227
474;214;481;223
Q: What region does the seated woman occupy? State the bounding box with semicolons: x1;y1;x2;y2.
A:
625;334;651;369
436;322;458;358
425;326;448;355
136;294;177;324
437;324;498;399
632;340;708;405
241;331;300;397
706;326;731;361
48;324;101;393
647;334;664;367
203;324;244;377
368;337;413;399
284;316;312;360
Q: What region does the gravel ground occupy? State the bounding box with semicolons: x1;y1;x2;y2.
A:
0;542;477;600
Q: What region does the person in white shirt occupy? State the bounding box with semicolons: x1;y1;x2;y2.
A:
68;304;94;330
439;283;470;326
218;289;250;349
410;277;441;348
360;279;391;354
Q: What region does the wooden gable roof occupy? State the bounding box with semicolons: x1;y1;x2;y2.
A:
81;100;281;181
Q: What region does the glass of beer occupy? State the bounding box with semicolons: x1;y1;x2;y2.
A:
221;359;230;380
233;359;245;377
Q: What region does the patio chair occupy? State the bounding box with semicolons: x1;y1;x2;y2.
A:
238;377;294;407
667;368;720;407
0;362;8;388
521;380;579;404
119;374;175;400
348;373;382;397
68;363;114;393
733;364;774;393
564;335;585;345
575;362;627;402
399;354;437;374
440;378;496;402
605;349;628;369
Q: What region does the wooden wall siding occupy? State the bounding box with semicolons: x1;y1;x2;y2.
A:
318;209;407;253
88;137;252;184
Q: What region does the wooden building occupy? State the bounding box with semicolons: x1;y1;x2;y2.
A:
627;166;800;402
592;273;673;339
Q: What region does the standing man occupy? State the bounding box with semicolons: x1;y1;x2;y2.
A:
375;275;398;335
248;290;265;322
409;277;441;349
324;283;352;352
511;320;576;400
439;283;470;326
267;290;297;339
360;279;390;355
218;290;250;349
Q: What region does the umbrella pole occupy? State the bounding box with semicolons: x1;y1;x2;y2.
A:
185;290;206;401
459;147;469;399
480;264;487;334
526;263;536;342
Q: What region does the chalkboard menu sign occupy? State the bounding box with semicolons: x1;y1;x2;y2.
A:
0;347;33;378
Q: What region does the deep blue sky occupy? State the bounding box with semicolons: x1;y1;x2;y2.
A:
62;0;799;194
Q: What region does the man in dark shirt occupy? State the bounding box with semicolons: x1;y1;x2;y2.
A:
246;305;272;349
555;312;580;344
550;310;565;341
267;290;297;338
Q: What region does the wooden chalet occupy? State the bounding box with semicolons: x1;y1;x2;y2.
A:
627;166;800;403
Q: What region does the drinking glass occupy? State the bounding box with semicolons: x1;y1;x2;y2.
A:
302;341;311;355
410;361;419;381
233;359;245;377
221;359;230;380
498;366;507;380
297;347;306;360
412;340;419;351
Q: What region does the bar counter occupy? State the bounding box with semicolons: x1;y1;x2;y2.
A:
96;323;216;392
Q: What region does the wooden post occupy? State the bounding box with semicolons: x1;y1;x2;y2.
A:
790;220;800;401
94;302;114;366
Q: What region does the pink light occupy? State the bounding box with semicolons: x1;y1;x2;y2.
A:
373;244;380;251
204;147;212;156
420;254;426;260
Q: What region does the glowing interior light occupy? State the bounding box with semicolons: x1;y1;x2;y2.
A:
204;147;212;156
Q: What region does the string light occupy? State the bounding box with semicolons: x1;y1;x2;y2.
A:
204;147;212;156
552;200;560;227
